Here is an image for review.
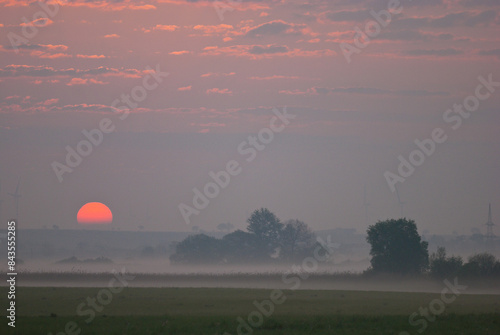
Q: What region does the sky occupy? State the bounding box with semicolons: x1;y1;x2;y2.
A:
0;0;499;234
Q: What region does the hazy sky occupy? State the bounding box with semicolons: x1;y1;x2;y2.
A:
0;0;499;234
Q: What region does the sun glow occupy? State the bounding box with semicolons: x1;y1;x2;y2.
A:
77;202;113;224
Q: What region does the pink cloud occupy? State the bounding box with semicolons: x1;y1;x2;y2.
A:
192;24;234;35
66;78;108;86
38;98;59;106
201;72;235;78
250;75;299;80
11;95;31;104
2;43;71;59
201;44;335;59
143;24;179;33
42;44;69;51
325;31;356;43
279;89;314;96
245;20;309;37
206;88;233;95
178;85;192;91
77;54;107;59
169;50;191;55
156;0;269;12
20;17;53;27
0;65;143;79
103;34;120;38
30;51;72;59
21;0;157;11
0;44;69;55
31;79;60;85
5;95;21;100
155;24;179;31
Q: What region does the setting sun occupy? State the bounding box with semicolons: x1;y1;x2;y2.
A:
77;202;113;224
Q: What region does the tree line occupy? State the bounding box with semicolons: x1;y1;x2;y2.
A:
171;209;500;278
365;218;500;278
170;208;318;264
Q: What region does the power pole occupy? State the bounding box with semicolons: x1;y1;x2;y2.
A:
485;203;495;239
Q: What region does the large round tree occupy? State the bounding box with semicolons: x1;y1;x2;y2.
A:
366;218;429;274
246;208;283;256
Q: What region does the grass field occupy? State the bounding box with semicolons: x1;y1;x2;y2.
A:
2;287;500;334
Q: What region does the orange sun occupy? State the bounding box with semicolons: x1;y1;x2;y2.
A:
77;202;113;224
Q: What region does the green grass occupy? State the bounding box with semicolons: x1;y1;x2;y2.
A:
5;315;500;335
1;287;499;334
10;287;500;316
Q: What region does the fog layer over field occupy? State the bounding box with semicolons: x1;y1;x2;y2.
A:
2;228;499;295
1;259;498;295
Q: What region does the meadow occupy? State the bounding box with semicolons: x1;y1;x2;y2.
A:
1;286;500;335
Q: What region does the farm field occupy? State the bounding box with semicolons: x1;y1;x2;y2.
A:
2;287;500;335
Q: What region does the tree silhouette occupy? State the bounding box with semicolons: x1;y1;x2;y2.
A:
280;219;316;261
366;218;429;274
246;208;283;255
222;230;268;262
169;234;222;264
462;252;499;277
429;247;463;278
